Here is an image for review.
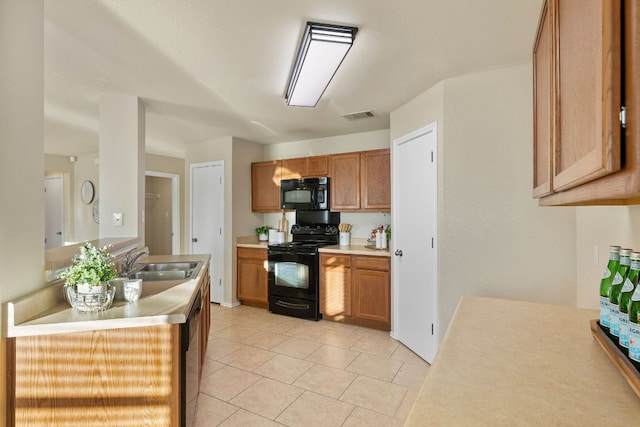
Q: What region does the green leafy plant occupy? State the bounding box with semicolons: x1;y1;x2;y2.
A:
255;225;271;235
60;243;117;288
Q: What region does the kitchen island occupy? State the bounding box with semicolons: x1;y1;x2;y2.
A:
4;251;211;426
405;296;640;425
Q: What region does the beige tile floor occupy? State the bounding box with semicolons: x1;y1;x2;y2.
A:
196;303;430;426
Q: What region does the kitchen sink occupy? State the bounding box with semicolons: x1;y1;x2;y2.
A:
129;270;192;281
139;262;199;271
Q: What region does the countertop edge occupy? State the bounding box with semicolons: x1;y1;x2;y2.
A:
5;254;210;338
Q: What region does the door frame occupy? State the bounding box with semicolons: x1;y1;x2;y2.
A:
391;122;439;361
145;170;180;255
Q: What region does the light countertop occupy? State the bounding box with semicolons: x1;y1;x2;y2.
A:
405;296;640;425
5;254;210;338
319;244;390;257
236;235;269;249
236;235;390;257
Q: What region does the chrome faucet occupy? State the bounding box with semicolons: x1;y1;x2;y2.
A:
121;248;149;275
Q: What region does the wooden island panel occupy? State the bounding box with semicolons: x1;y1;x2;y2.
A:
8;324;181;426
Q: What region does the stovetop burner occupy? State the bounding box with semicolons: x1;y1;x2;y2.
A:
268;222;339;253
291;223;339;236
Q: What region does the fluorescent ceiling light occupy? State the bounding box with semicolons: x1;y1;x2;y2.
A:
285;22;358;107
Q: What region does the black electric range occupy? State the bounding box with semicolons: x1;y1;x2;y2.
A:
267;211;339;320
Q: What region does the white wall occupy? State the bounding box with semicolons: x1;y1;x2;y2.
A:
73;153;100;242
391;63;577;338
576;206;640;308
99;95;145;240
0;0;44;421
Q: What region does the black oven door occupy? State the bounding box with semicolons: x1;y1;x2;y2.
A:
268;250;320;320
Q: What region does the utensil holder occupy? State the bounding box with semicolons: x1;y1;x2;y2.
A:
339;232;350;246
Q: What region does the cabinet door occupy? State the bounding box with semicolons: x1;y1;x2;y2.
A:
319;254;351;317
552;0;622;191
533;0;553;197
353;267;390;325
251;161;282;212
360;149;391;211
281;158;305;180
353;256;390;326
237;248;268;304
330;152;361;210
306;155;328;177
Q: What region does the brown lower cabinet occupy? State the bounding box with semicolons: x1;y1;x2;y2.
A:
6;270;211;426
320;253;390;331
237;247;268;308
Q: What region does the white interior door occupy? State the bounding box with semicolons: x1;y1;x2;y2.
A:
45;175;64;249
191;162;224;303
392;123;438;363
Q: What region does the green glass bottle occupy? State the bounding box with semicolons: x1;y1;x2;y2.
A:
627;271;640;368
609;248;632;339
619;251;640;352
600;245;621;333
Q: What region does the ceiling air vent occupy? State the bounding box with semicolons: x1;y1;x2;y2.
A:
342;110;375;121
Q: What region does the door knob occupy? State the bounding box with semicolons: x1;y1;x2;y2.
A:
394;249;403;257
192;238;198;243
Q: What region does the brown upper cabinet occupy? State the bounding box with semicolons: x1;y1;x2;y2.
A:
281;155;328;179
534;0;640;205
361;149;391;210
330;149;391;212
251;161;282;212
329;152;361;210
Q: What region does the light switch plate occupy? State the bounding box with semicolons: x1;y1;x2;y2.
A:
112;212;123;227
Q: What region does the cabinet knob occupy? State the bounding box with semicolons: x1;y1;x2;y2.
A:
192;238;198;243
394;249;403;257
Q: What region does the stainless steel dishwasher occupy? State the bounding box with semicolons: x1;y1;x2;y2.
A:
182;290;201;426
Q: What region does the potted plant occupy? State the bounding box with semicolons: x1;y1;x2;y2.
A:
60;243;118;312
255;225;271;241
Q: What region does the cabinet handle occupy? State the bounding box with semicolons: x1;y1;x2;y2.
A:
192;238;198;243
394;249;403;257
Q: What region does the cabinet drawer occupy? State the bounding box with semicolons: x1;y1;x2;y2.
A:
320;254;351;267
238;247;267;260
354;256;389;271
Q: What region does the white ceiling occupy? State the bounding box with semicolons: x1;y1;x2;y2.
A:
44;0;543;158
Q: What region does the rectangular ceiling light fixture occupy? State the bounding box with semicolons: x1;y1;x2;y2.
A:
285;22;358;107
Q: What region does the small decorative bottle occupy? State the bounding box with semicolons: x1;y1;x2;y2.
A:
600;245;621;334
609;248;632;339
619;251;640;352
627;269;640;369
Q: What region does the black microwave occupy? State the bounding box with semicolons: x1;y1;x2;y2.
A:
281;177;329;210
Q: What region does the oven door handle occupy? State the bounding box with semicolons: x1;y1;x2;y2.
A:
275;300;310;310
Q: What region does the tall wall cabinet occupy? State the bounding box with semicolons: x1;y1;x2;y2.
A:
533;0;640;205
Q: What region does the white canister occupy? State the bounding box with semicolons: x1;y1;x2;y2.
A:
268;229;279;244
339;232;350;246
381;232;388;249
276;231;285;244
376;230;382;248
